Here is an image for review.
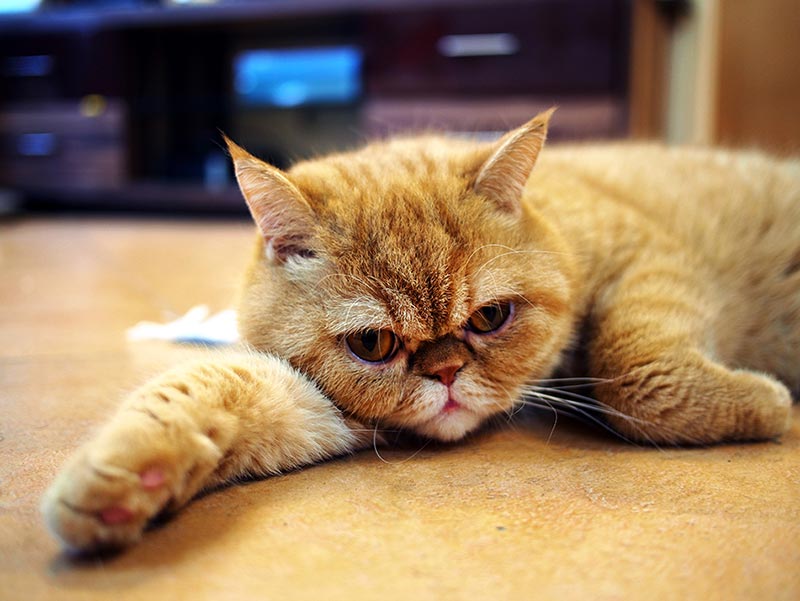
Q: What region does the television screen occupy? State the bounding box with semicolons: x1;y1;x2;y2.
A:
0;0;41;13
234;46;362;108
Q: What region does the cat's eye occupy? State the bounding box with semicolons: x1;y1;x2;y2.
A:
345;329;400;363
466;301;513;334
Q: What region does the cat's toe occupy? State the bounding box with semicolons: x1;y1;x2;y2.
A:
41;454;172;552
729;369;793;440
42;493;147;552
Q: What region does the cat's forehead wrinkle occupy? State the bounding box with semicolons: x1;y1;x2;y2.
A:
319;285;448;341
371;249;472;340
323;294;393;336
287;135;490;340
322;236;469;341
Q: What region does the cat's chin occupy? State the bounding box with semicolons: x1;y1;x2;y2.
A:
412;410;484;442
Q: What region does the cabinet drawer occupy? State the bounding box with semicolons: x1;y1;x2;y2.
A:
0;100;126;190
364;0;629;97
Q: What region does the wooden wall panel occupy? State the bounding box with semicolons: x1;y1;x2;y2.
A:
628;0;670;138
716;0;800;154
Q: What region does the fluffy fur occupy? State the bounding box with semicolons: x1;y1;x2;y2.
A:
42;111;798;551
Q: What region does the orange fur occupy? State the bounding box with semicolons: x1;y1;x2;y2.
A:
43;112;798;551
235;113;797;444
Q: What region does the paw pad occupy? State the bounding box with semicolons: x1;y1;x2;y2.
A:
140;467;165;490
100;506;134;525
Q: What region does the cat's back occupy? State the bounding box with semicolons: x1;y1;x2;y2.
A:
532;143;800;270
530;143;800;386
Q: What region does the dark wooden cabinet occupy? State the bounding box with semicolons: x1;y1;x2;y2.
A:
0;0;633;212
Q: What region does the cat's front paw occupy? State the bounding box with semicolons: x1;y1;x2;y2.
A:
42;404;222;552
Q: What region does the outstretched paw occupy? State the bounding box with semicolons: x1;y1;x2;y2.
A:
42;404;221;552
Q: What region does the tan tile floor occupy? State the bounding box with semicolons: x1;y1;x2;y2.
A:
1;217;798;600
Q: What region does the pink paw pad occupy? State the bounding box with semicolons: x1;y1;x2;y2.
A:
140;467;165;490
100;506;134;525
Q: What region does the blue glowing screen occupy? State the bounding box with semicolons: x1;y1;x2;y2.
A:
234;46;362;108
0;0;41;14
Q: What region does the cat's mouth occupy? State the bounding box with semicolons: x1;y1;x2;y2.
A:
416;397;482;442
442;397;462;413
395;384;486;442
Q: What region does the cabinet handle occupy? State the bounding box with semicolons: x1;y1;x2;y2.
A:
437;33;520;57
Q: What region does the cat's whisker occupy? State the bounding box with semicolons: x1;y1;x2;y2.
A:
522;388;640;436
463;243;521;269
512;291;542;312
519;394;644;446
535;376;613;386
540;385;708;447
482;379;560;441
372;422;391;464
538;382;604;390
536;376;609;382
531;395;560;445
347;428;398;433
466;244;574;273
472;248;575;280
491;381;524;422
514;398;583;444
312;271;382;295
474;261;542;317
522;387;709;449
523;387;648;430
525;385;608;409
371;421;431;465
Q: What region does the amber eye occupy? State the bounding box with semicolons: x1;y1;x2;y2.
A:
345;329;400;363
467;301;513;334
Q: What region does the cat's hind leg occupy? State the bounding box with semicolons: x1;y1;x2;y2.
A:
42;351;370;552
586;256;793;445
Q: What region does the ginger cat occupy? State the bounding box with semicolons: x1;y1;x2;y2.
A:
42;111;799;551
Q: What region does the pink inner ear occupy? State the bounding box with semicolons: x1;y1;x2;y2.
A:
474;111;552;213
231;152;317;257
248;187;317;260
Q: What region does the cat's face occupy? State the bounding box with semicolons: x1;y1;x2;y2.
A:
232;111;576;441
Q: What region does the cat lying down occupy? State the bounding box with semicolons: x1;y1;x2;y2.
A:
42;110;799;552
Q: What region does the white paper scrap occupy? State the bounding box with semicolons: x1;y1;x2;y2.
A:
127;305;239;345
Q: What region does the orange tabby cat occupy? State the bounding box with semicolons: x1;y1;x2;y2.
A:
42;110;798;551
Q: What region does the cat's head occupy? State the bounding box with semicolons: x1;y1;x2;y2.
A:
229;110;576;441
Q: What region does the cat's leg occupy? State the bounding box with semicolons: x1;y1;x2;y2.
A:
587;257;793;444
41;351;372;552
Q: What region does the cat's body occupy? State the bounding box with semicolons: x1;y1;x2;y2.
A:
42;113;799;551
535;143;800;393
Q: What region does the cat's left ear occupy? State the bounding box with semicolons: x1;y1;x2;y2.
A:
224;136;317;261
474;108;555;214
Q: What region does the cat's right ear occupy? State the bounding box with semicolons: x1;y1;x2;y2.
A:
474;108;554;215
224;136;316;262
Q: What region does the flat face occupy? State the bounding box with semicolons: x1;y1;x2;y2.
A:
4;218;800;601
236;136;575;441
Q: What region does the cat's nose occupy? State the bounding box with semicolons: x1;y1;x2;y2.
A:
431;362;463;387
412;335;470;384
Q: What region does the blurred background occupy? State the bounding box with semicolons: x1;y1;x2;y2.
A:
0;0;798;215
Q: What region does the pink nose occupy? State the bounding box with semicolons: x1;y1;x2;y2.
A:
432;363;463;387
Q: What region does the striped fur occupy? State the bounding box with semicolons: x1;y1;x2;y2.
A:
234;112;799;444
